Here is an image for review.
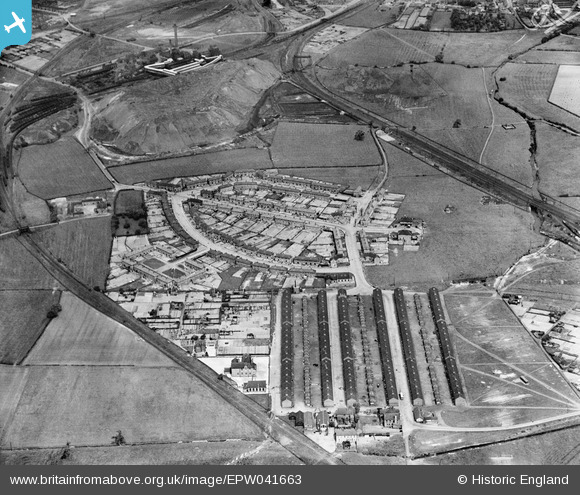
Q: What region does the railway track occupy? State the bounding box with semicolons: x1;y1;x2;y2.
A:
282;35;580;235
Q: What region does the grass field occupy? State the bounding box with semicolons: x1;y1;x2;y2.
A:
320;28;543;69
481;124;535;188
416;422;580;464
318;63;491;131
34;216;112;290
0;290;61;365
0;237;61;290
23;292;178;367
1;439;302;465
443;287;580;416
517;50;580;65
496;63;580;132
536;123;580;210
365;143;544;289
270;122;382;169
17;137;113;199
109;148;273;184
0;365;264;448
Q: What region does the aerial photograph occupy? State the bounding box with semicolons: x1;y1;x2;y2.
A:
1;0;580;467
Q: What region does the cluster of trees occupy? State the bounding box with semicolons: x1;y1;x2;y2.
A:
450;10;506;32
47;303;62;320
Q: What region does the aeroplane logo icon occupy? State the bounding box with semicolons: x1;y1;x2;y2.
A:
0;1;31;52
5;12;26;34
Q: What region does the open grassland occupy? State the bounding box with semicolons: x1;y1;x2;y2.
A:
109;148;273;184
2;439;302;465
0;290;61;365
317;64;491;132
17;137;112;199
43;35;144;77
366;144;543;289
0;367;29;441
23;292;177;367
481;124;535;188
535;35;580;52
270;122;382;168
34;216;112;290
517;50;580;65
415;422;580;464
319;28;542;69
0;365;264;448
0;237;61;290
536;123;580;211
496;63;580;132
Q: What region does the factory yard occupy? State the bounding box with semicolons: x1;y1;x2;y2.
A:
440;286;580;428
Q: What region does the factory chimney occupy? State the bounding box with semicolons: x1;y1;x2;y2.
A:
173;23;178;49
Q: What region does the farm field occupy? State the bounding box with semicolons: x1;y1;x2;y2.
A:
430;10;451;30
549;65;580;117
23;292;178;367
16;137;112;199
319;28;543;69
339;3;398;28
534;35;580;52
270;122;382;168
0;237;61;290
0;290;61;365
496;63;580;132
0;365;264;448
517;50;580;65
480;124;535;188
365;144;544;289
2;439;302;465
108;148;273;184
536;123;580;211
443;287;580;415
90;58;279;155
415;422;580;464
317;63;492;131
34;216;113;290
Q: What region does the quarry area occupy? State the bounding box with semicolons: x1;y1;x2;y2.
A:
2;0;580;468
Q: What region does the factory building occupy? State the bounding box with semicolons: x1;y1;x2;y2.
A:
393;288;424;406
280;289;294;408
337;289;358;406
317;290;334;407
372;289;399;406
427;288;467;406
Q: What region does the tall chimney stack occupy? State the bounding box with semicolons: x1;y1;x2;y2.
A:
173;23;178;49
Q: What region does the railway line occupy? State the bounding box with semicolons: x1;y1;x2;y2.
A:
282;34;580;238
